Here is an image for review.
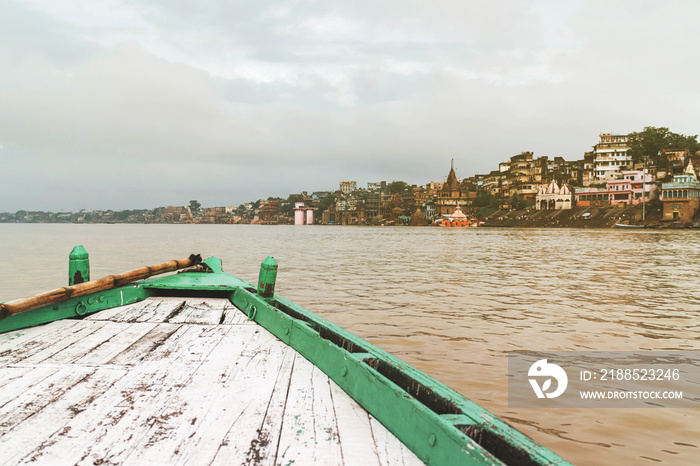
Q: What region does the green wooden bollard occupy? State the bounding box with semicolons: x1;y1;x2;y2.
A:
257;256;278;303
69;245;90;285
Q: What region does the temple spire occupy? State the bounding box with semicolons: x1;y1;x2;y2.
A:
445;160;460;190
685;159;696;179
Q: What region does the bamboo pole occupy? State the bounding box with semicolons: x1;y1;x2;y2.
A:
0;254;202;321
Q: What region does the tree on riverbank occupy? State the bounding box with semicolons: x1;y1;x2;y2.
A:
509;194;532;211
627;127;699;166
474;192;500;217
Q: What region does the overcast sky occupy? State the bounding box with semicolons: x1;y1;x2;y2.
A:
1;0;699;211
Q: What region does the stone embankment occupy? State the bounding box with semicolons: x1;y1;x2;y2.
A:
483;204;666;228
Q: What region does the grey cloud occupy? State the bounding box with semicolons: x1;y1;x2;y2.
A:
0;2;96;67
2;0;700;211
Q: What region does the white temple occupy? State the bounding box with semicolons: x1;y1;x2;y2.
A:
450;205;468;222
536;181;572;210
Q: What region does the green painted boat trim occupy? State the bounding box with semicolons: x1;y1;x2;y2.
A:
0;256;571;466
233;288;570;466
0;285;151;333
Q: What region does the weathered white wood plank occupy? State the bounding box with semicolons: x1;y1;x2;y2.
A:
39;322;140;364
0;365;35;390
276;353;343;465
83;301;138;321
85;298;164;322
329;380;383;466
120;323;256;463
0;320;83;366
0;320;67;348
105;322;181;365
0;296;428;466
6;321;108;365
0;365;93;436
73;321;158;365
27;325;230;466
167;298;226;325
369;416;425;466
87;297;248;325
121;326;293;465
0;366;128;464
0;365;60;410
137;298;187;323
208;342;296;466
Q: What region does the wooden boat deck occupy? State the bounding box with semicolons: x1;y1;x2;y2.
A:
0;297;424;465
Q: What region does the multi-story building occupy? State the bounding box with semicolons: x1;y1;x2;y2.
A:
482;171;505;197
575;170;655;207
504;152;542;200
660;148;690;172
593;133;631;181
607;170;655;205
257;200;281;223
422;199;436;220
547;156;580;185
413;186;431;207
530;156;548;184
339;181;357;195
581;152;596;185
506;156;545;199
508;152;533;181
661;161;700;222
364;191;381;221
426;181;445;194
367;182;385;192
336;197;349;212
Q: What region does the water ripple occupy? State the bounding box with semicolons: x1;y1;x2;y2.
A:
1;224;699;465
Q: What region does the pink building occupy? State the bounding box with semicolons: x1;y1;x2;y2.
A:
293;202;317;225
606;170;655;206
575;170;655;207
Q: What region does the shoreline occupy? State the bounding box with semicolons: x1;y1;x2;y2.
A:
479;204;690;229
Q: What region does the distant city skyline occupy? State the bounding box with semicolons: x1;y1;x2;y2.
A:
2;1;699;211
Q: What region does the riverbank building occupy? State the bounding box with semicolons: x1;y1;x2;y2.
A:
593;133;632;181
535;181;572;210
661;160;700;222
436;161;473;217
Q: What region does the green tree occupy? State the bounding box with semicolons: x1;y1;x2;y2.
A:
509;194;532;210
317;194;336;213
189;200;201;212
627;127;699;165
279;194;305;216
473;192;501;218
386;181;410;195
473;192;498;209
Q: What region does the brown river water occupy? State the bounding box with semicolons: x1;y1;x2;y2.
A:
1;224;698;465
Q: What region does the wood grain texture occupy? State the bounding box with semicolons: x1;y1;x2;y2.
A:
0;298;423;465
